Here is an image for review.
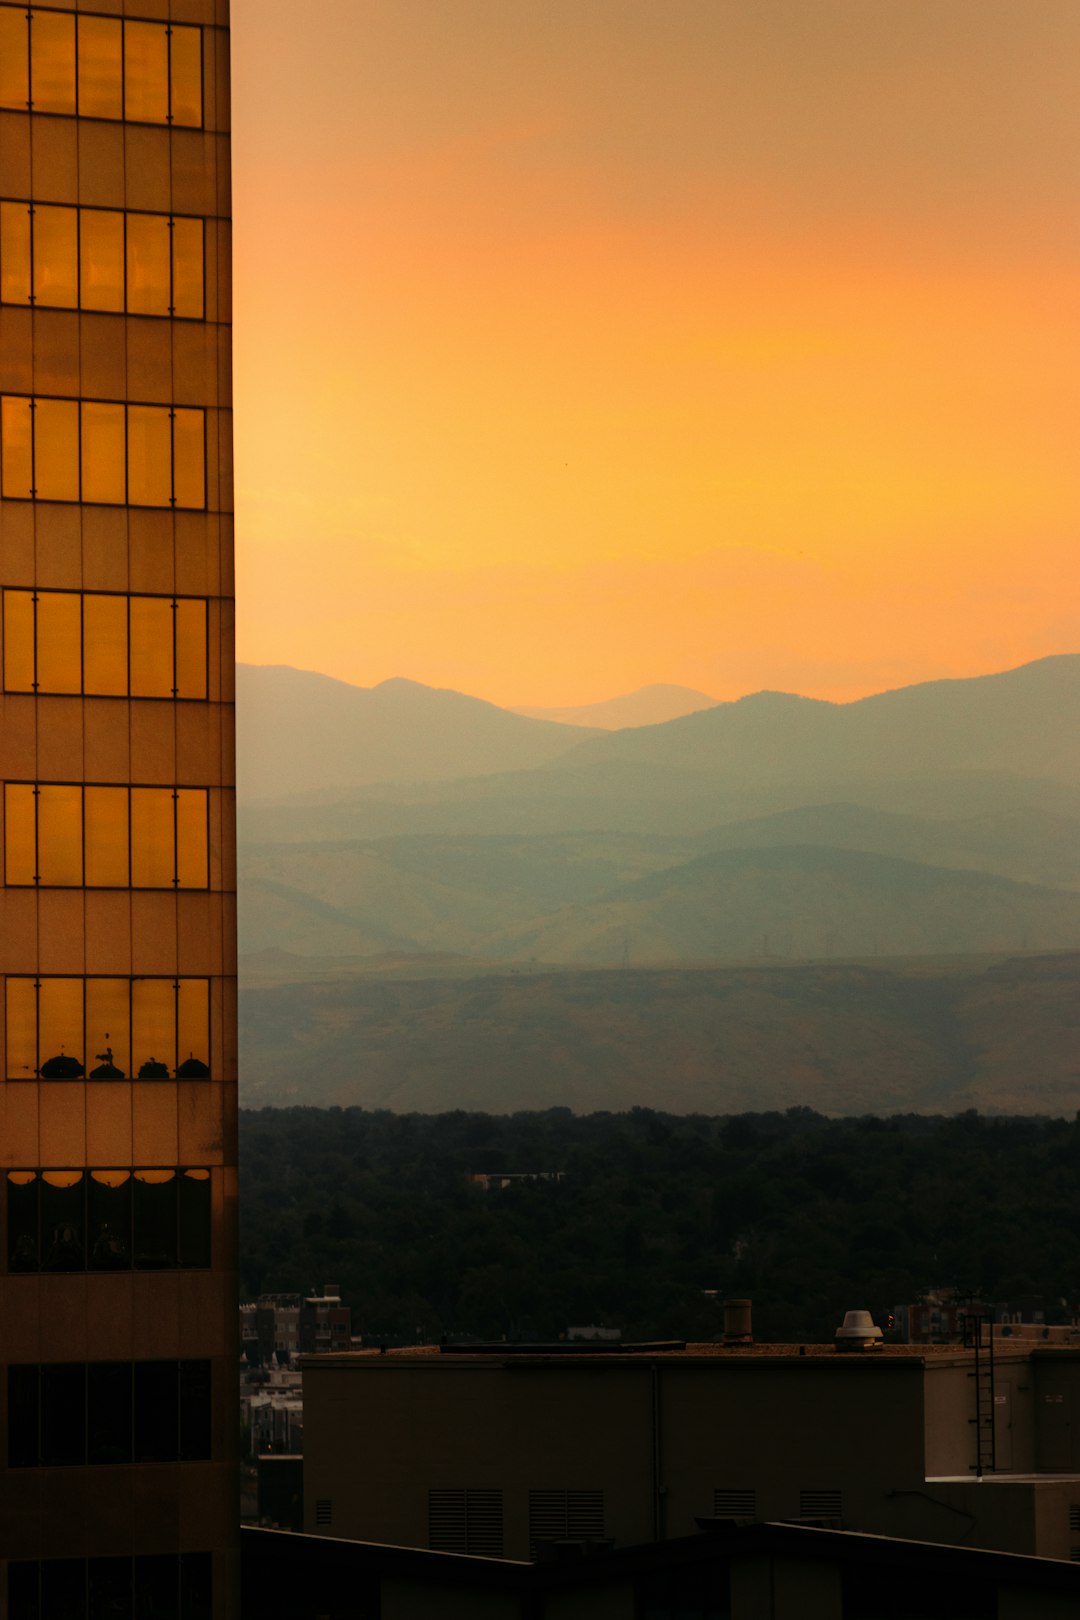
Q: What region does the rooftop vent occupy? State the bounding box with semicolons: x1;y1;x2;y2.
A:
835;1310;883;1352
723;1299;753;1345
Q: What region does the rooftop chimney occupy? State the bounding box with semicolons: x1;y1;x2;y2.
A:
723;1299;753;1345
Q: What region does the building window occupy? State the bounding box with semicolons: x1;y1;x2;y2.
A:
0;201;205;318
799;1488;842;1520
9;1554;212;1620
7;1167;211;1273
7;1360;212;1467
0;396;206;509
4;783;210;890
428;1489;504;1557
527;1489;604;1559
5;975;212;1080
3;589;209;700
0;8;202;128
713;1488;756;1518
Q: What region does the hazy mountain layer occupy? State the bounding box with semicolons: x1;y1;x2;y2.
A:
513;683;718;729
236;666;596;801
238;953;1080;1115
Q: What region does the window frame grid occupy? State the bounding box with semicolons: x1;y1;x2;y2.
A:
0;5;204;129
4;974;213;1082
4;780;212;891
2;587;211;702
0;197;208;320
2;393;208;510
8;1554;213;1620
7;1165;213;1274
6;1359;213;1468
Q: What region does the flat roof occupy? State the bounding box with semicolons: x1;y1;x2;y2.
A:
301;1340;1074;1370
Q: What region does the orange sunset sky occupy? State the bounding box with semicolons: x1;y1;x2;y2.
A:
230;1;1079;708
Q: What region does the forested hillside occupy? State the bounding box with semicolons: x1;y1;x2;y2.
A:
239;1107;1080;1345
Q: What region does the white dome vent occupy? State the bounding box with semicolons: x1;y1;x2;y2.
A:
835;1310;883;1352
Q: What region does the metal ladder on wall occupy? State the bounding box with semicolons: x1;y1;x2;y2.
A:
962;1311;996;1476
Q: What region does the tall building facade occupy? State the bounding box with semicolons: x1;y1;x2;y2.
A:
0;3;236;1615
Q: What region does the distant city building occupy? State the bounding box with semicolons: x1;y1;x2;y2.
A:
299;1283;352;1356
469;1172;566;1192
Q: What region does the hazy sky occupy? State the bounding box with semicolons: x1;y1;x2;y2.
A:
231;1;1079;706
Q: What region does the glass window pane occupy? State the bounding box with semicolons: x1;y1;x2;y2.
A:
86;980;131;1080
41;1171;84;1272
33;398;80;503
1;396;33;499
134;1362;177;1462
87;1365;132;1465
35;591;82;695
179;1361;211;1460
3;590;36;691
37;784;83;888
171;217;204;320
80;401;126;506
176;791;208;889
80;210;124;313
8;1366;40;1467
133;981;175;1078
32;205;77;309
41;1364;85;1467
130;597;174;698
1;202;32;304
172;408;205;509
88;1560;132;1620
42;1560;86;1620
178;1170;211;1268
30;11;76;117
78;16;123;120
127;406;171;508
88;1171;132;1270
8;1172;40;1273
131;789;174;888
126;214;170;318
5;783;37;885
38;978;85;1079
0;8;29;110
174;600;208;699
133;1557;178;1620
134;1170;177;1269
8;1562;40;1620
177;981;210;1076
124;21;169;125
84;787;129;888
6;979;38;1080
83;595;128;697
180;1553;212;1620
169;26;202;128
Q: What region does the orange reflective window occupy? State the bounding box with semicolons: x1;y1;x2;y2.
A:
81;401;126;506
38;979;85;1078
33;398;80;503
1;396;33;499
127;406;171;507
80;210;124;313
172;409;205;509
6;979;38;1079
84;787;129;888
5;783;38;885
176;791;208;889
171;218;204;320
132;979;176;1077
3;590;36;692
30;10;76;116
174;600;208;699
0;8;29;110
177;980;210;1072
124;20;168;125
36;784;83;887
169;25;202;128
34;592;82;695
86;980;131;1079
77;15;123;120
131;788;174;887
130;596;174;697
0;202;32;305
83;594;128;696
126;213;171;317
33;205;78;308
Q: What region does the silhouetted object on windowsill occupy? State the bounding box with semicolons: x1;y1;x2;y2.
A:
177;1055;211;1078
90;1047;125;1080
138;1058;170;1079
39;1053;84;1079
